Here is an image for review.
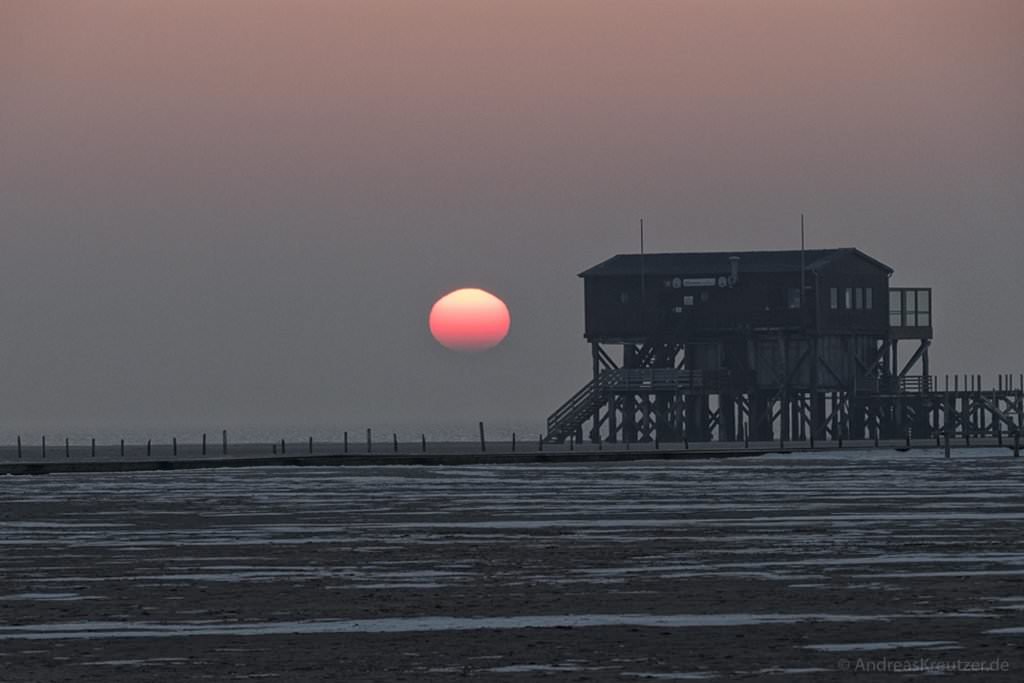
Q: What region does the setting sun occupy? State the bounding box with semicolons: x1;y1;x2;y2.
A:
429;288;510;352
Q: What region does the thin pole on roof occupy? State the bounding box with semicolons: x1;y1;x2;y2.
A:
640;218;646;336
800;213;806;324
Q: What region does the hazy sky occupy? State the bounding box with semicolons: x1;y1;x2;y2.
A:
1;1;1022;438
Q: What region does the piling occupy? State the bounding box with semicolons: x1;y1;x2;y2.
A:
367;428;372;453
222;430;228;455
743;424;749;449
393;433;398;453
17;435;21;459
91;438;95;458
1014;431;1020;458
538;434;543;451
65;438;70;458
512;432;516;452
944;429;951;459
309;437;314;454
344;431;349;454
42;436;46;458
173;437;178;456
421;434;427;453
120;439;124;457
478;422;486;452
147;440;151;457
570;434;574;451
202;433;207;455
905;429;911;450
281;439;286;454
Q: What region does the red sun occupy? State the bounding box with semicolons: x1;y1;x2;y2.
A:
429;288;511;352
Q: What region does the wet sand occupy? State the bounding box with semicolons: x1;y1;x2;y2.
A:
1;450;1022;681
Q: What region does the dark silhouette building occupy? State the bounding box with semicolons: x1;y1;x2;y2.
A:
547;247;940;444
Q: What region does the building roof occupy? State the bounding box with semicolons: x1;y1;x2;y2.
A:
579;248;893;277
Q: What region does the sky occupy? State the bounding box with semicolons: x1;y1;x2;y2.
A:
1;0;1022;439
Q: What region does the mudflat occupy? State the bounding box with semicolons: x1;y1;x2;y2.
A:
1;451;1022;681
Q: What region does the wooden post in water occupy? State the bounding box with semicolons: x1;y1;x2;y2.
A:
743;423;749;449
393;433;398;453
173;437;178;456
120;439;124;457
1014;430;1020;458
147;440;151;457
944;392;951;458
569;434;574;451
538;434;543;451
478;422;486;452
91;438;95;458
309;437;314;454
222;430;228;455
421;434;426;453
42;436;46;458
17;435;21;459
281;439;286;454
344;431;348;453
905;428;911;450
65;438;70;458
512;432;516;452
202;433;207;455
367;428;372;453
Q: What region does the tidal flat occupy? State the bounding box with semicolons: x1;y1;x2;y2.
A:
1;451;1022;681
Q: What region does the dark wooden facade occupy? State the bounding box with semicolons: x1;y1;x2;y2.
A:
546;247;959;445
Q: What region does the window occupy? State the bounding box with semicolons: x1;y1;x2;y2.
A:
845;288;853;310
889;290;902;326
905;290;917;326
918;290;931;326
787;288;801;309
830;288;838;310
855;288;863;310
866;288;873;310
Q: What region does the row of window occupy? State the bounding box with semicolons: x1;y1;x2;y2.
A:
890;288;931;327
829;287;874;311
